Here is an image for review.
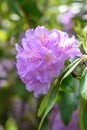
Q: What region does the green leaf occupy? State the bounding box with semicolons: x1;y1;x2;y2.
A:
38;82;59;130
60;75;75;92
59;92;79;125
80;67;87;100
79;98;87;130
40;118;49;130
61;58;82;75
38;83;54;116
38;95;48;117
60;58;83;84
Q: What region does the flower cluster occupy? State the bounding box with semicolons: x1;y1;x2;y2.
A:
16;26;81;97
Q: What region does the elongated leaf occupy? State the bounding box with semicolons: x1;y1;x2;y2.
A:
38;83;59;130
61;58;81;76
60;58;82;84
60;75;75;92
59;92;79;125
38;83;54;116
80;67;87;100
61;55;87;78
79;98;87;130
38;95;48;117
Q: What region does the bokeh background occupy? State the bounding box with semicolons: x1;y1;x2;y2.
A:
0;0;87;130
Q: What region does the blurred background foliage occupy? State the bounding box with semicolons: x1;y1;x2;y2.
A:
0;0;87;130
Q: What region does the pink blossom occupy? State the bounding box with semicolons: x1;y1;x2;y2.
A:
15;26;81;97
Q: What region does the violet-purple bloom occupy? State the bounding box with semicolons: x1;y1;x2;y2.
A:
15;26;81;97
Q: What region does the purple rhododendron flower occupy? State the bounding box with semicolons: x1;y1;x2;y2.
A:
15;26;82;97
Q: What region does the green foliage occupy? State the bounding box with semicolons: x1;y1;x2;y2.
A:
5;118;18;130
38;54;85;129
79;98;87;130
0;87;12;125
37;55;87;130
60;75;75;92
17;0;43;17
0;30;8;42
80;67;87;100
14;78;30;100
78;33;87;54
38;82;59;130
60;58;83;84
59;91;79;125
